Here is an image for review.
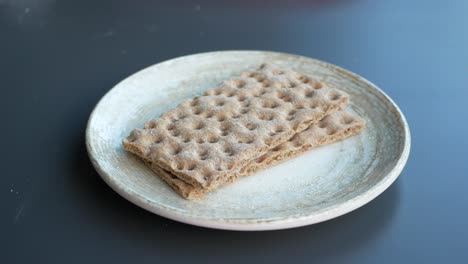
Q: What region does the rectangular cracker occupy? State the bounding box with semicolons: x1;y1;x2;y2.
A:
123;64;349;197
241;110;365;175
141;110;365;199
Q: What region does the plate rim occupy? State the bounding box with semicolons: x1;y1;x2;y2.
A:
86;50;411;231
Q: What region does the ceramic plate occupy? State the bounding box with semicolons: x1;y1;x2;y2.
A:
86;51;410;231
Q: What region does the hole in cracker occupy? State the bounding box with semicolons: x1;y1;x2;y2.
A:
240;108;250;114
262;101;279;109
237;95;247;102
255;89;267;97
305;90;315;98
298;75;309;83
171;130;180;137
208;136;219;143
309;102;319;109
215;99;225;106
169;146;182;155
187;163;196;171
276;90;292;102
194;122;205;130
193;108;202;115
205;112;214;118
314;82;323;89
245;123;257;131
329;92;341;101
261;80;271;87
203;174;211;181
318;121;327;128
190;98;199;106
254;74;266;82
288;82;297;88
227;91;235;97
274;126;285;133
219;127;231;137
293;140;303;148
256;154;267;163
296;104;305;110
239;137;255;144
167;124;175;130
232;113;241;119
146;121;157;129
176;163;184;170
196;138;205;144
272;70;284;75
342;116;355;124
259;112;275;121
277;91;287;99
235;80;246;88
272;146;282;152
214;90;222;96
217;115;226;122
327;128;337;135
182;138;190;143
240;101;250;107
223;147;235;156
198;148;208;157
154;137;163;144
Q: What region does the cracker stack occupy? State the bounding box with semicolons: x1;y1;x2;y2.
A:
123;64;365;199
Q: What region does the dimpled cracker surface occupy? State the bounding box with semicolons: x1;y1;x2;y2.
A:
123;63;349;197
242;110;365;175
146;110;365;199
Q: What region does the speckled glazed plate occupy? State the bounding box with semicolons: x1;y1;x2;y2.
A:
86;51;410;231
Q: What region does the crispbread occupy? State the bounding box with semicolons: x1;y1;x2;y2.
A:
123;63;349;196
145;110;365;199
144;160;200;199
242;110;365;175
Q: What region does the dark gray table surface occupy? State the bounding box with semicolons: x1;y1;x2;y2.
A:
2;0;467;263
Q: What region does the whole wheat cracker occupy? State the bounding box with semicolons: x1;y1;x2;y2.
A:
241;110;365;175
123;63;349;195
